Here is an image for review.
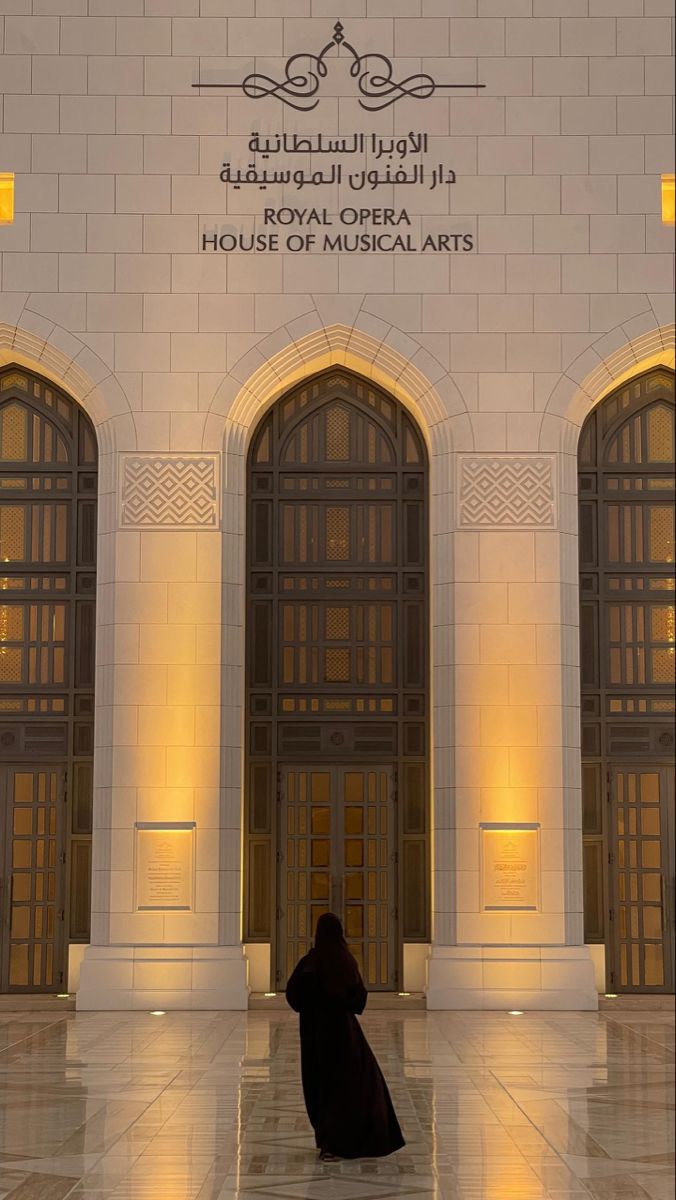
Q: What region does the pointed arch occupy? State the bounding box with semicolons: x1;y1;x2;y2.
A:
0;317;137;463
205;320;473;459
540;322;675;454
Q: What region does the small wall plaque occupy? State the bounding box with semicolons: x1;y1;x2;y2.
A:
481;823;540;912
135;822;196;912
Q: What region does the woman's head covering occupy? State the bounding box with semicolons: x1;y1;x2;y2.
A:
314;912;346;949
312;912;360;996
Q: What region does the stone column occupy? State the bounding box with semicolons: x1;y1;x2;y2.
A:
77;453;248;1010
427;451;597;1010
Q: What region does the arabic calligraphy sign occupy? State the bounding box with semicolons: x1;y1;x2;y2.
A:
195;24;484;255
220;133;455;194
481;825;540;912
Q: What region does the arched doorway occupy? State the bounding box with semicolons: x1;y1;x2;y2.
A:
244;370;430;991
0;366;97;992
579;367;675;993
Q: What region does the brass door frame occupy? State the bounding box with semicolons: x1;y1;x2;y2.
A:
276;763;398;992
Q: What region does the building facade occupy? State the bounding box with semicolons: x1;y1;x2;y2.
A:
0;2;674;1010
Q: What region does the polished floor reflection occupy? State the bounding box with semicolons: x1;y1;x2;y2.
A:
0;1007;673;1200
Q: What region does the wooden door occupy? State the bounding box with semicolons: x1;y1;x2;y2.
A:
0;764;66;992
277;765;398;991
608;764;675;992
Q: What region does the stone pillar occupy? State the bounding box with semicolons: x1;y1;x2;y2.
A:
427;452;597;1010
77;453;248;1011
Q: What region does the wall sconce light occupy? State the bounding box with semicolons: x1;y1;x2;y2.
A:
662;174;675;226
0;173;15;225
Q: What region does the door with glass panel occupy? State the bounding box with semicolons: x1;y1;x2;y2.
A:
609;766;674;992
278;765;397;990
0;765;65;992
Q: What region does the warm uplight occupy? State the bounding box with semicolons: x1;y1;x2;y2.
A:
662;174;675;226
0;173;14;224
264;992;276;998
150;1010;166;1016
398;992;411;997
56;993;70;999
604;994;618;999
508;1010;524;1016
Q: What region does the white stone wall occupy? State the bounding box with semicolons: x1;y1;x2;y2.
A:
0;1;674;1009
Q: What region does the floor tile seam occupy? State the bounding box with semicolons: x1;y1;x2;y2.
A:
0;1017;72;1059
601;1015;676;1057
482;1066;597;1184
562;1093;676;1112
47;1173;83;1200
57;1054;199;1174
514;1081;676;1097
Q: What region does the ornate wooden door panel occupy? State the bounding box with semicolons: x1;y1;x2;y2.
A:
280;767;333;980
278;765;397;990
579;368;675;992
609;766;674;992
0;367;97;993
245;371;429;989
0;765;66;992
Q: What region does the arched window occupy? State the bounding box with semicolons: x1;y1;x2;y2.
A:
0;367;97;992
245;370;429;991
579;368;675;993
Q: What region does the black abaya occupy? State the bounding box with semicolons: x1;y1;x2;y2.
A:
286;947;405;1159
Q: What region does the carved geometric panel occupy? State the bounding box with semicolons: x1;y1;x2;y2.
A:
457;454;557;530
119;454;220;530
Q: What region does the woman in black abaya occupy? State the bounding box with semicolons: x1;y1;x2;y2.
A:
286;913;405;1161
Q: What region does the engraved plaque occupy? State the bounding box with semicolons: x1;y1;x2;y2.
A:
136;822;195;911
481;824;540;912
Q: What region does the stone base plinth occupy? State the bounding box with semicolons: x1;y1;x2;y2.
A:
76;945;249;1011
426;945;598;1011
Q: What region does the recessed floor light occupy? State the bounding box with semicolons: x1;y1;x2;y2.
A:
149;1010;166;1016
398;992;411;997
604;994;618;999
56;993;70;999
508;1010;524;1016
264;992;277;998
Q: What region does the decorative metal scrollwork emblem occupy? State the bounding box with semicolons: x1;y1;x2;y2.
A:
193;20;484;112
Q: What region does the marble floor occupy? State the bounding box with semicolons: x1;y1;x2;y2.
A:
0;1007;673;1200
